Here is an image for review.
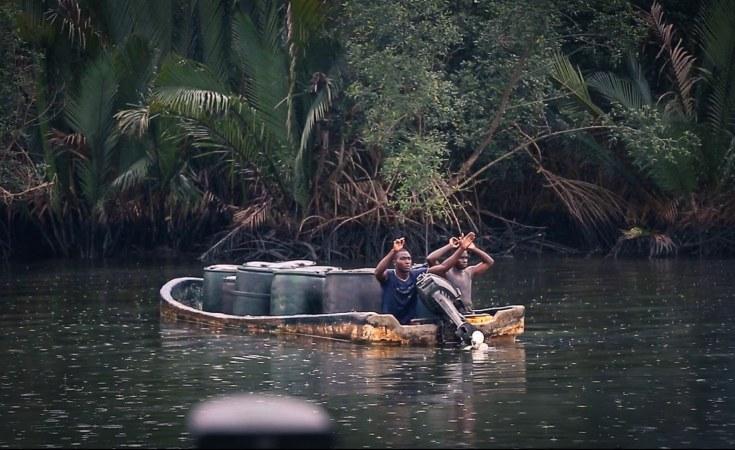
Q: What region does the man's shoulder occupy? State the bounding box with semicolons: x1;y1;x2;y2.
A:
382;268;396;278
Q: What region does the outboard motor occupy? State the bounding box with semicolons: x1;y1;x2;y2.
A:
416;273;481;345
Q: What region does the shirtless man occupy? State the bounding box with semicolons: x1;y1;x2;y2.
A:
426;233;495;313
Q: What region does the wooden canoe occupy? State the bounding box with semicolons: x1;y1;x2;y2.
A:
160;277;525;346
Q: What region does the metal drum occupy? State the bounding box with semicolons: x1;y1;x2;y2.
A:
232;287;270;316
323;268;382;313
228;266;272;316
232;260;317;316
221;275;237;314
270;266;340;316
202;264;239;312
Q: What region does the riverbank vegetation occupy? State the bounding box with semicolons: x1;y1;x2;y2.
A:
1;0;733;262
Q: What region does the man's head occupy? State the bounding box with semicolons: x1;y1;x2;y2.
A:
454;250;469;270
393;249;413;273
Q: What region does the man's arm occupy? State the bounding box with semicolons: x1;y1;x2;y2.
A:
374;237;404;282
467;242;495;276
428;232;475;275
426;237;459;267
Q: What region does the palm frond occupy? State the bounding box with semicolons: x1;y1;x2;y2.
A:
109;156;150;193
114;35;157;106
650;233;677;257
258;0;282;52
299;72;338;154
612;227;677;258
75;158;101;213
151;130;184;184
151;57;241;136
65;55;119;151
627;55;654;106
232;10;290;140
647;1;698;117
154;86;232;118
647;157;698;194
166;90;268;155
64;54;120;209
155;55;230;93
115;106;150;138
291;76;334;207
285;0;328;141
169;172;203;212
197;0;232;84
120;0;174;54
44;0;96;49
185;115;264;159
695;0;735;135
286;0;325;48
541;168;624;232
525;143;624;235
101;0;134;45
232;196;272;230
588;72;647;109
292;85;329;206
174;110;292;192
549;51;604;117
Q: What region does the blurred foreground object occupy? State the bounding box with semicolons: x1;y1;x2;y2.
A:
188;394;334;449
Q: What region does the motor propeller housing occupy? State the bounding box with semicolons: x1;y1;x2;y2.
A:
416;273;481;345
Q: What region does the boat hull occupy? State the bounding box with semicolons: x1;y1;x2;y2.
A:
160;277;524;346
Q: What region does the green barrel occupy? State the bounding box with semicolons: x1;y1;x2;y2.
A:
233;265;277;316
232;260;317;316
221;275;237;314
231;285;270;316
202;264;239;312
323;268;382;313
270;266;340;316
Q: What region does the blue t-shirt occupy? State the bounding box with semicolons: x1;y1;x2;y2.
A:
379;267;427;325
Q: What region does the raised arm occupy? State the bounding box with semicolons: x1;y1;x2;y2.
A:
466;242;495;276
428;232;475;275
426;236;459;267
374;237;404;282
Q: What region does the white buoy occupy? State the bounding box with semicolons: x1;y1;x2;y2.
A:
471;330;488;351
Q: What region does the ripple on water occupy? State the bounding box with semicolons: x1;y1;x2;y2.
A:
2;258;735;448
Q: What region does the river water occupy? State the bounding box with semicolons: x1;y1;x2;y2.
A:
1;256;734;448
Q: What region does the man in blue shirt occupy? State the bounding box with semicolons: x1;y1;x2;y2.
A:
374;233;475;324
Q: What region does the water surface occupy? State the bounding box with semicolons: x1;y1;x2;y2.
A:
1;257;734;448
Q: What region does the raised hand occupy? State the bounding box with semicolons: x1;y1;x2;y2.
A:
392;237;406;252
450;232;466;248
460;231;476;249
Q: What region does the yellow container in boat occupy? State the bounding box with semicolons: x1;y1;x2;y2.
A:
465;314;493;325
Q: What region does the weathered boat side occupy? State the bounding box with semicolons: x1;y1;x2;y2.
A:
160;277;524;346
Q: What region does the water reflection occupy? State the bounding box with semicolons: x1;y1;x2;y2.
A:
157;325;528;448
158;324;528;398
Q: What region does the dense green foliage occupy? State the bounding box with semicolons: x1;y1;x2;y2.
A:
0;0;733;261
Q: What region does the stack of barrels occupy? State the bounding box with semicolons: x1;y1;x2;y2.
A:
201;261;383;316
